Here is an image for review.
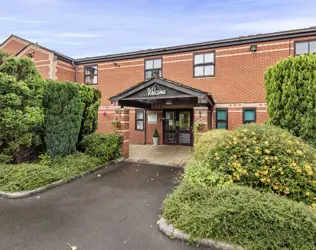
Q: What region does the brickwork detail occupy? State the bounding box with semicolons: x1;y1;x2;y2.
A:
115;108;130;158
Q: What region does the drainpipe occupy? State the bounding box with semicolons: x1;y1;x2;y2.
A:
144;109;147;145
72;60;78;82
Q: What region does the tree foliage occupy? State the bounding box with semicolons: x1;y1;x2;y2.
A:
78;85;101;142
264;54;316;146
43;81;84;158
0;73;44;163
0;55;44;163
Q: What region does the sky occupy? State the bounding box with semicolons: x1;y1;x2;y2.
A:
1;0;316;58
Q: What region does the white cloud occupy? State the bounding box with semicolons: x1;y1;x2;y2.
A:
55;33;100;38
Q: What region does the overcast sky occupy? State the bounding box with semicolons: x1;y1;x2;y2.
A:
1;0;316;58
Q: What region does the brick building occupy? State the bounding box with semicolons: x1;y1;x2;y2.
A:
1;27;316;146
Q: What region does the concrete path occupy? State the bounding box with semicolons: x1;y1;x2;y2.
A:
0;162;208;250
127;144;192;167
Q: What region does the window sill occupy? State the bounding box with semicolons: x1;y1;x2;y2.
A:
84;83;98;85
193;75;215;79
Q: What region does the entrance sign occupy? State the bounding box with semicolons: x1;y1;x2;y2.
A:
148;113;158;124
147;84;167;96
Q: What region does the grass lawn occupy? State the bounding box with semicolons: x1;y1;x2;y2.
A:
0;153;103;192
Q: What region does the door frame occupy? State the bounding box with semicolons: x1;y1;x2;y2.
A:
162;109;193;146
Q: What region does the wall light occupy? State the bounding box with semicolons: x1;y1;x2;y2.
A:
165;100;172;105
250;45;257;52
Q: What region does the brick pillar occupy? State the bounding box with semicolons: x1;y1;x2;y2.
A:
115;108;130;159
193;106;209;133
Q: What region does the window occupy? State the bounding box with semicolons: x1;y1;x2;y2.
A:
194;52;215;77
216;109;228;129
295;40;316;55
135;109;144;131
243;108;256;124
84;65;98;85
145;58;162;79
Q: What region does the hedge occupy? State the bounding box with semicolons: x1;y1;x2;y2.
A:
162;184;316;250
78;85;101;143
43;81;83;158
195;124;316;205
265;54;316;146
79;133;123;162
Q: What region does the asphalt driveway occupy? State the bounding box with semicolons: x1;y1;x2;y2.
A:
0;162;204;250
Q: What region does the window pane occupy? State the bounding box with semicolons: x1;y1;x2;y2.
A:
85;75;97;84
295;42;308;55
217;122;227;129
204;53;214;63
194;66;204;77
91;66;97;75
145;60;154;69
310;41;316;54
153;59;162;68
205;65;214;76
194;54;204;64
217;110;227;120
244;110;255;121
145;70;153;79
85;66;91;75
136;110;144;119
136;121;143;130
152;69;162;77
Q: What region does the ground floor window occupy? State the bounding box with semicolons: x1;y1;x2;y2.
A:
243;108;256;124
216;108;228;129
135;109;144;131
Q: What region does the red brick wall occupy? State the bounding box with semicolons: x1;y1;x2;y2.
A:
56;60;75;82
75;35;316;140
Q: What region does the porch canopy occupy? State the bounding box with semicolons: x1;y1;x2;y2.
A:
110;77;215;109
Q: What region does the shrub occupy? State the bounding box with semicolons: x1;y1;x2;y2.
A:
79;133;123;162
43;81;83;158
265;54;316;146
0;72;44;163
153;129;159;137
199;124;316;204
78;85;101;143
162;184;316;250
194;129;229;162
0;152;102;192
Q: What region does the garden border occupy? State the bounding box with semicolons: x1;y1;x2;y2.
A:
0;157;124;199
158;217;243;250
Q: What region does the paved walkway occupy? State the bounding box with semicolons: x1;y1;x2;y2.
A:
0;162;206;250
127;144;192;167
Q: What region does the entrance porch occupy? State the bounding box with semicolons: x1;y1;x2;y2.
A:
110;77;215;147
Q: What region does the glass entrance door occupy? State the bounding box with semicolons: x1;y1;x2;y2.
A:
163;110;193;145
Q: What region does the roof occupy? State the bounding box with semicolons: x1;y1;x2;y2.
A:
0;34;75;63
75;26;316;64
110;76;215;105
2;26;316;65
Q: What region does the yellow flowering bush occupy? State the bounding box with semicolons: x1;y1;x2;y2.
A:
194;129;229;162
198;124;316;205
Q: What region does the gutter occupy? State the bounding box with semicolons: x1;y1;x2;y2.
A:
72;60;78;82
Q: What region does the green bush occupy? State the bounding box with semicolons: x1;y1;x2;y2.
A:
43;81;84;158
79;133;123;163
0;152;102;192
198;124;316;205
194;129;229;162
0;72;44;163
265;54;316;146
162;184;316;250
78;85;101;143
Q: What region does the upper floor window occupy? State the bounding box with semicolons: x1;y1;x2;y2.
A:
194;52;215;77
295;40;316;55
145;58;162;79
243;108;256;124
84;65;98;85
